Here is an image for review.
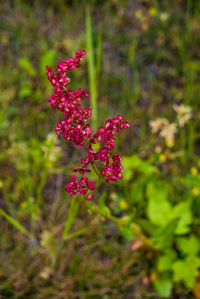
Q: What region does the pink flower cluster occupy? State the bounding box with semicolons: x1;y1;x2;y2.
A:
47;50;129;200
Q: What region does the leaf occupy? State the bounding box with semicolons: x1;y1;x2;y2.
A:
62;196;80;238
172;201;192;234
119;227;135;239
123;155;156;181
18;57;36;76
19;86;32;98
40;49;56;76
147;181;192;235
158;250;177;272
0;208;30;236
151;218;179;249
154;274;173;298
99;192;110;217
147;182;172;226
138;219;157;235
123;168;133;181
176;235;200;256
172;256;200;288
63;226;90;241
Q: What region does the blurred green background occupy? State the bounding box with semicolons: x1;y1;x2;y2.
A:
1;0;200;298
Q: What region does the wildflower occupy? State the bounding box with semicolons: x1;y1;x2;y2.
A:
39;267;52;280
150;118;177;147
173;104;192;127
160;12;168;21
135;10;143;20
47;51;129;200
150;118;168;133
191;167;198;176
155;146;162;153
160;122;177;147
192;187;200;196
149;7;157;17
159;153;167;162
65;175;95;200
119;199;128;210
142;22;149;31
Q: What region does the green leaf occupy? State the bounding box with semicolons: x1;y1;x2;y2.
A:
40;49;56;76
147;182;172;226
153;273;173;298
99;192;111;217
158;250;177;272
123;155;156;181
19;86;32;98
119;227;135;239
147;182;192;235
172;256;200;288
63;226;90;241
62;196;80;238
172;201;192;235
151;218;179;249
0;208;30;237
18;57;36;76
123;168;133;181
176;235;200;256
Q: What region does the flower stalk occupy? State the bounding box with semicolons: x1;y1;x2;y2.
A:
46;50;129;201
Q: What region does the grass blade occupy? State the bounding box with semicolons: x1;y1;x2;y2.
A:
0;208;31;237
86;5;98;130
62;196;80;238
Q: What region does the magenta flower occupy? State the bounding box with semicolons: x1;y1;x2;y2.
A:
47;50;129;200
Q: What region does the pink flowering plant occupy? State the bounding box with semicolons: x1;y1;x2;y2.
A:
46;50;129;203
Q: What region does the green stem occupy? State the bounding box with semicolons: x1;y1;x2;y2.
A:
90;161;101;178
86;5;97;130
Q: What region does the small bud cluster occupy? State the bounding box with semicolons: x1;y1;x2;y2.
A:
47;50;129;200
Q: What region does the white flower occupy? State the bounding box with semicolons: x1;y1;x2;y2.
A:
160;123;177;147
160;12;168;22
150;118;168;133
173;104;192;127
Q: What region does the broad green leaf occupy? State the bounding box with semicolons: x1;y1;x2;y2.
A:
138;219;156;235
151;218;179;249
172;201;192;234
158;250;177;272
172;256;200;288
147;182;172;226
147;198;172;226
176;235;200;256
130;178;145;203
154;274;173;298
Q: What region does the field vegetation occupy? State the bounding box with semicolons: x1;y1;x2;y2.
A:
1;0;200;298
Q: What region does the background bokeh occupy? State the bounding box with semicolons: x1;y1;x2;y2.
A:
1;0;200;298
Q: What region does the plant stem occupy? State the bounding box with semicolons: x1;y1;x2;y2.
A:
86;5;98;130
